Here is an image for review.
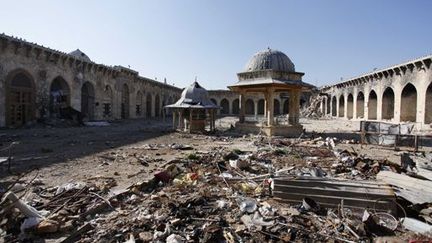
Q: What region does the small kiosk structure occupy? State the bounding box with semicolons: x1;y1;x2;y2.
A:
228;48;313;136
165;81;219;133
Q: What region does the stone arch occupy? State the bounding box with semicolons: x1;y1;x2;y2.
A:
283;99;289;114
50;76;70;117
136;91;143;117
245;99;254;115
257;99;265;115
331;96;337;116
220;98;229;115
121;84;129;119
368;90;377;120
103;85;113;118
81;82;95;120
274;99;280;115
300;98;306;108
382;87;395;120
5;69;36;127
425;83;432;124
356;92;364;119
210;98;217;106
232;99;239;114
338;95;344;117
146;93;152;117
155;94;160;117
347;94;354;119
400;83;417;122
326;96;331;114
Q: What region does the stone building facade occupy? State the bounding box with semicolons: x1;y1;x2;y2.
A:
0;34;181;127
319;54;432;128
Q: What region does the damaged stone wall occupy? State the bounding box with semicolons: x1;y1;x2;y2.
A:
0;34;182;127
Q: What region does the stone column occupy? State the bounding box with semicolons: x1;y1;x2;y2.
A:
329;97;333;117
377;87;383;121
364;86;369;120
189;109;193;132
265;90;274;126
289;89;300;125
172;110;176;129
353;89;358;119
336;95;340;118
344;94;348;119
239;92;246;123
417;86;426;125
393;79;402;123
254;99;258;118
151;95;155;118
179;111;183;131
280;99;283;116
320;100;324;114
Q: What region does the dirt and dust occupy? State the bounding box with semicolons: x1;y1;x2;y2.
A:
1;117;431;242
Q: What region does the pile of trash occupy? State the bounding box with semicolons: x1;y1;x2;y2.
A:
1;135;432;242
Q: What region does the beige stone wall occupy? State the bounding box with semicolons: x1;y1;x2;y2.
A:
321;56;432;127
0;35;181;127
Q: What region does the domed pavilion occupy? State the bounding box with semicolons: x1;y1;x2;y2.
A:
228;48;313;136
165;81;219;133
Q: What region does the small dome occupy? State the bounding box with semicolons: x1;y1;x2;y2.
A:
181;81;212;105
245;48;295;72
69;49;91;62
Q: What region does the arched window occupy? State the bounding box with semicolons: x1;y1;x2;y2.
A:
356;92;364;119
81;82;95;120
368;90;377;120
400;83;417;122
245;99;254;115
347;94;353;119
232;99;239;114
338;95;345;117
121;84;129;119
220;99;229;114
382;87;395;120
6;71;36;126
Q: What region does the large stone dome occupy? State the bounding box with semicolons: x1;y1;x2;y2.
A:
69;49;91;62
244;48;295;73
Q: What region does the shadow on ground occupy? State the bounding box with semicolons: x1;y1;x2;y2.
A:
0;118;175;177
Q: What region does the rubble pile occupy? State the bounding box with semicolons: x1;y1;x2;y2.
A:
301;92;324;118
1;136;432;242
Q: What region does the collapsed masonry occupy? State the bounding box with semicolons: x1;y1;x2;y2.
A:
2;134;432;242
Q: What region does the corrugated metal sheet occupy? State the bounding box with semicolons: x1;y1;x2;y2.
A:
273;177;396;212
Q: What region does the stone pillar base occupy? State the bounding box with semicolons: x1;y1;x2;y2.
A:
234;122;303;137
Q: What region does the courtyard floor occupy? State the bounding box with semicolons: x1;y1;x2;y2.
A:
0;117;431;242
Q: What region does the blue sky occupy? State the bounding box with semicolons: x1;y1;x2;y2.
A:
0;0;430;89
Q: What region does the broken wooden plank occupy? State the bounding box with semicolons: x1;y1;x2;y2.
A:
376;171;432;204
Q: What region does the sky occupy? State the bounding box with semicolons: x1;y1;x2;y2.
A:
0;0;431;89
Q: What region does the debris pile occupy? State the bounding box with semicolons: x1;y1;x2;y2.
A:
1;135;432;242
301;92;325;118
